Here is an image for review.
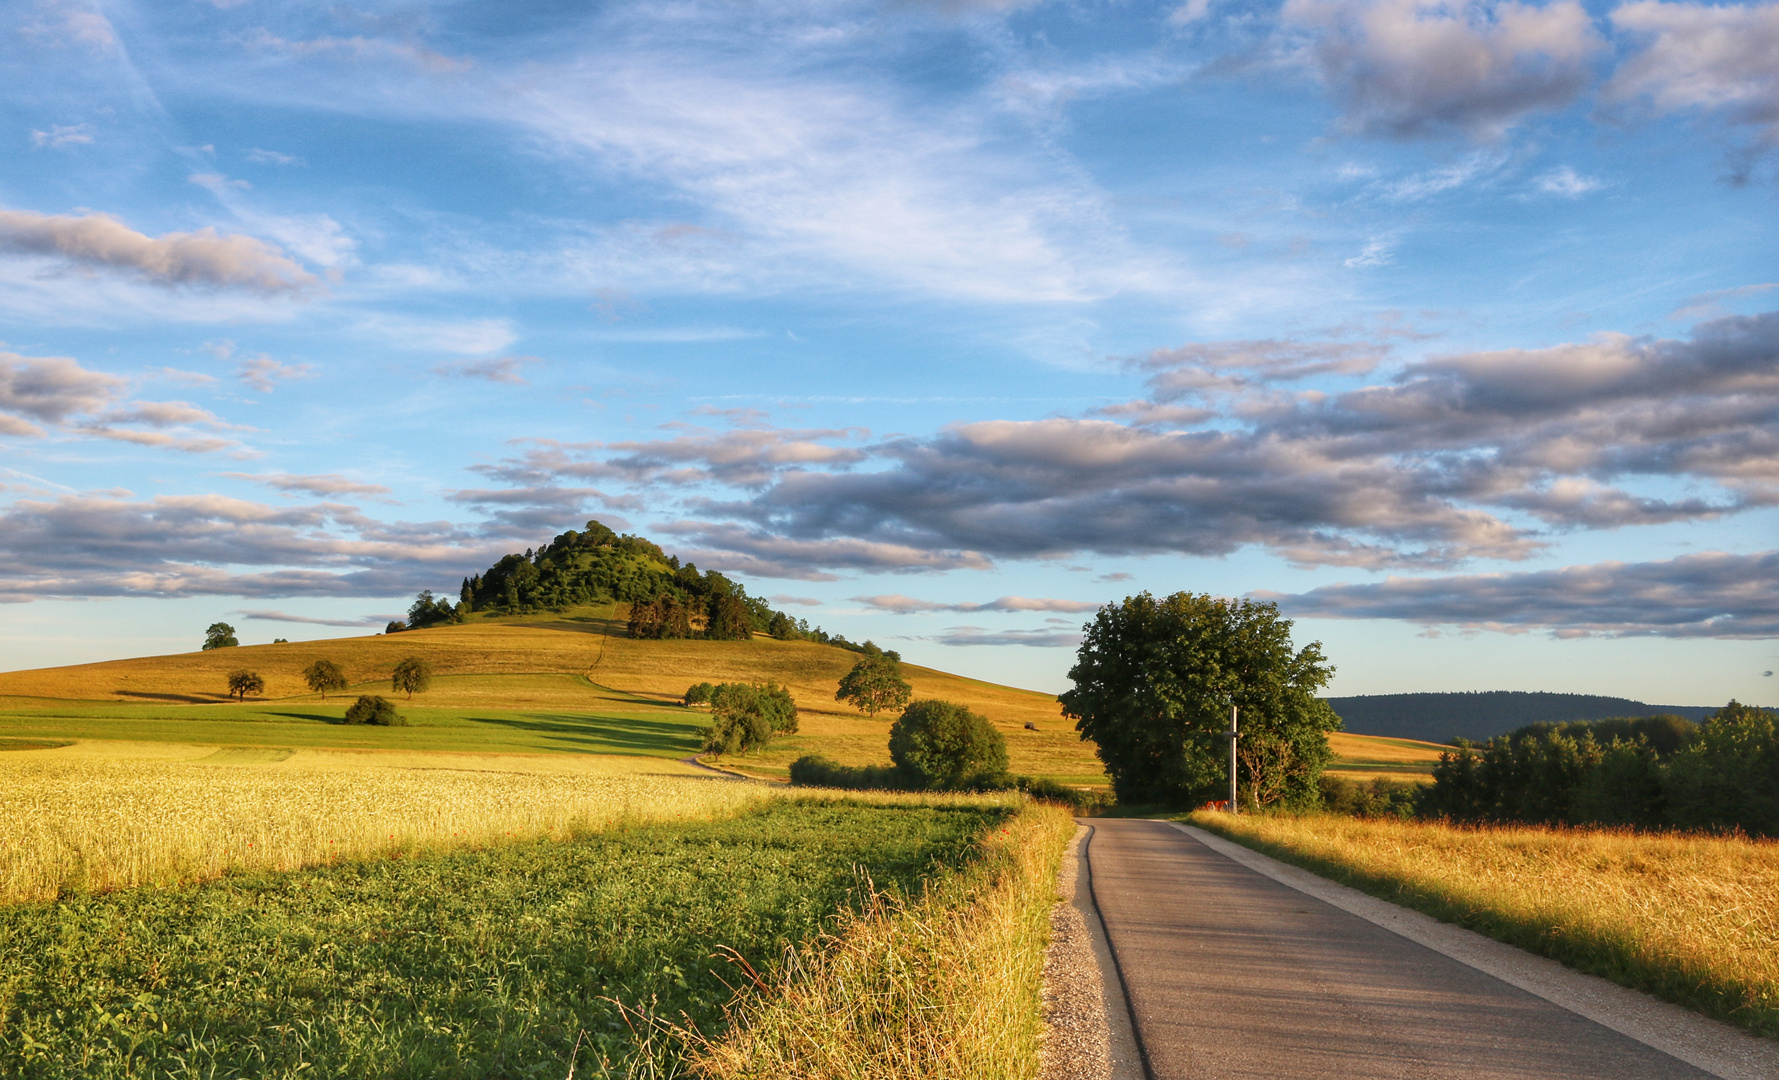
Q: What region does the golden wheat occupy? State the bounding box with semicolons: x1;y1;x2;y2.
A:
0;743;776;903
691;800;1075;1080
1192;812;1779;1034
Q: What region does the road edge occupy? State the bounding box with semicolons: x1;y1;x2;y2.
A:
1170;820;1779;1080
1079;823;1150;1080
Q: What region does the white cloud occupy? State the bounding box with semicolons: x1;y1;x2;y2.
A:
1534;165;1604;196
1607;1;1779;146
236;356;314;393
1282;0;1605;139
246;148;303;166
853;593;1101;613
30;124;93;149
0;209;317;295
1344;237;1394;267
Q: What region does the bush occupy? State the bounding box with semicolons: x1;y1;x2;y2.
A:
701;683;798;755
1014;775;1112;813
684;682;715;706
1319;775;1419;818
889;700;1009;791
788;755;909;790
344;695;405;726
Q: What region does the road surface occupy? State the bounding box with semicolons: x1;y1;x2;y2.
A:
1083;817;1720;1080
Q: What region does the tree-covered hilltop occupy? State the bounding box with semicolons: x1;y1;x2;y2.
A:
425;519;867;648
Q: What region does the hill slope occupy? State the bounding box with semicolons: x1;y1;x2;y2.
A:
1326;691;1716;745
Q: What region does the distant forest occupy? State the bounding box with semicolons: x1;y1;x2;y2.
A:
1326;691;1715;745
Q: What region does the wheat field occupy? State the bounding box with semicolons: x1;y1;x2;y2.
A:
1192;812;1779;1036
0;741;775;904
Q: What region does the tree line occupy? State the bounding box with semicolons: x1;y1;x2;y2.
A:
1413;703;1779;836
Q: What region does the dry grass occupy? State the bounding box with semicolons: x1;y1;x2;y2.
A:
0;605;1107;786
689;799;1076;1079
1324;732;1445;782
0;741;770;904
1190;811;1779;1037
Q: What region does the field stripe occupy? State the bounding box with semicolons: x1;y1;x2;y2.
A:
1171;821;1779;1080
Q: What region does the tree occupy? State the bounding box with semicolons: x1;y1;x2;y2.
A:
303;659;348;700
385;620;408;634
700;682;798;754
406;589;461;630
391;656;433;700
1060;592;1338;809
684;682;715;706
705;594;753;640
835;646;913;718
203;622;238;650
345;694;404;726
888;699;1008;790
226;669;264;701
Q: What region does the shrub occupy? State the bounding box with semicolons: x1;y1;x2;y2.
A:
226;670;264;701
1319;775;1419;818
684;682;716;706
391;656;433;700
889;700;1009;791
788;755;909;790
701;682;798;754
1014;775;1112;813
344;695;405;726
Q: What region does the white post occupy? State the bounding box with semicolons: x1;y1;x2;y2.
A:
1228;704;1239;813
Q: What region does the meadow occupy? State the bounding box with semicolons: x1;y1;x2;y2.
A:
0;798;1024;1079
1189;811;1779;1038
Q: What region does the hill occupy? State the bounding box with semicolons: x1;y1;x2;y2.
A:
1325;691;1716;745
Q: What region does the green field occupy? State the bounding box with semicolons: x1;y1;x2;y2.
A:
0;799;1009;1079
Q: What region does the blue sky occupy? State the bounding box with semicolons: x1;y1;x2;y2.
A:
2;0;1776;704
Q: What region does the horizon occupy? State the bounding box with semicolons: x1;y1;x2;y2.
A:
2;0;1775;706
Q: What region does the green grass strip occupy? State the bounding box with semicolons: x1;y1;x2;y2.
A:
0;799;1010;1078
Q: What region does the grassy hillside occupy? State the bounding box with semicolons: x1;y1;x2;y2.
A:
0;605;1445;790
0;605;1100;785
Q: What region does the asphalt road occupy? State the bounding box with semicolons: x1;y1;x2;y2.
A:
1084;818;1717;1080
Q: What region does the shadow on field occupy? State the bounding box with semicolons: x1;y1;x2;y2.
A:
468;713;701;755
114;690;219;704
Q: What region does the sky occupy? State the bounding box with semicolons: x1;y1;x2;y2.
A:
1;0;1776;705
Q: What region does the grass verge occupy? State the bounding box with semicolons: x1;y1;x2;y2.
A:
1187;811;1779;1039
690;799;1076;1079
0;799;1011;1078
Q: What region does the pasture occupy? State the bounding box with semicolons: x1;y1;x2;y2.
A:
1190;811;1779;1038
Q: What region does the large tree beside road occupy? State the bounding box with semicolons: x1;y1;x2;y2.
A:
1061;592;1339;809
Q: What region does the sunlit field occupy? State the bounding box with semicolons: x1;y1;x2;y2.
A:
0;741;768;904
1191;811;1779;1037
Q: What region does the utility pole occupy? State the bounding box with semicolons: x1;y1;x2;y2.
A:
1227;703;1239;814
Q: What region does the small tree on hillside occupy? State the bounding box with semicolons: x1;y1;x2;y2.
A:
835;646;912;718
226;669;265;701
889;700;1008;790
391;656;433;700
203;622;239;650
700;682;798;754
303;658;348;700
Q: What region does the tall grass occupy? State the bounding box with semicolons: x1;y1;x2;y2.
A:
0;748;774;903
1190;811;1779;1038
690;800;1076;1079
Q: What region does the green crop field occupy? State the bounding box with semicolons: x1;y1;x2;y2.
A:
0;798;1010;1078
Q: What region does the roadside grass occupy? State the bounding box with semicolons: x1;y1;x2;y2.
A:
691;799;1076;1079
0;799;1012;1079
1188;811;1779;1038
0;742;753;903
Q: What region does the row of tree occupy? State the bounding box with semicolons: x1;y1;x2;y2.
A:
220;657;434;702
1418;703;1779;836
